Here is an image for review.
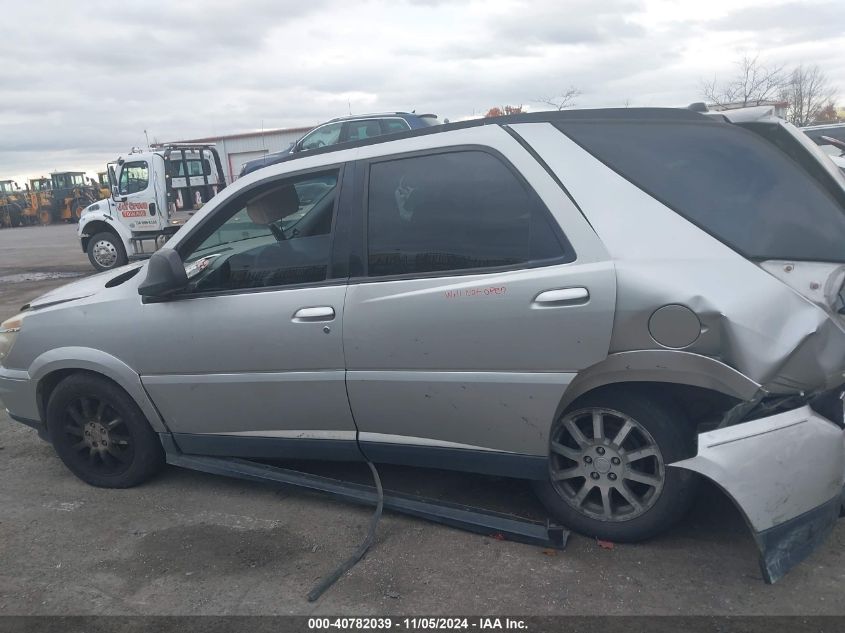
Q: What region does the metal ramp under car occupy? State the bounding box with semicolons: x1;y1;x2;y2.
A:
161;436;568;599
164;451;568;549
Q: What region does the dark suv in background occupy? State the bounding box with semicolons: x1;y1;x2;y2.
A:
239;112;441;176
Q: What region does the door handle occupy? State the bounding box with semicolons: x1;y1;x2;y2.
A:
533;288;590;306
292;306;335;322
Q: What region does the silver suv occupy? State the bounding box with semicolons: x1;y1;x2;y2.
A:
3;108;845;581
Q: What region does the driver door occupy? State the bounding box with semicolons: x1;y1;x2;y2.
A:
136;165;359;461
114;158;160;231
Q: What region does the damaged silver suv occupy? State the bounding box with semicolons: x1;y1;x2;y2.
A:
2;108;845;582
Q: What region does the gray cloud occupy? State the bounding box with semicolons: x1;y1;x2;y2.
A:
1;0;844;181
709;1;845;44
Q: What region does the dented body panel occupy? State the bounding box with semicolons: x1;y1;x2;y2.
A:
671;405;845;581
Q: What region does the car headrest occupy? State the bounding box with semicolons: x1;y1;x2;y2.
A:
246;185;300;225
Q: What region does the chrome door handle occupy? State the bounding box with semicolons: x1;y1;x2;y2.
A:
534;288;590;306
292;306;335;322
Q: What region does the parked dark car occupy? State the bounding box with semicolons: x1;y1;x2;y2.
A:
239;112;441;176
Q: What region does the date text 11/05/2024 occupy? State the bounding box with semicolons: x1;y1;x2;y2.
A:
307;617;528;630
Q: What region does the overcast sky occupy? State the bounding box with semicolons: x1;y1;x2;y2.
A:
2;0;843;183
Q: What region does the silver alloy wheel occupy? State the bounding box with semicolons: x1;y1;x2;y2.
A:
549;407;665;522
92;239;118;268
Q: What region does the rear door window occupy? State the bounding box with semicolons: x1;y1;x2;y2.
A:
366;150;572;277
381;119;411;134
343;120;383;142
557;120;845;262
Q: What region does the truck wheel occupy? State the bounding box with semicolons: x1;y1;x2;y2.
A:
45;373;165;488
533;389;698;542
87;232;127;271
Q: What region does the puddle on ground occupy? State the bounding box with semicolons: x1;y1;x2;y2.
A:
0;271;84;284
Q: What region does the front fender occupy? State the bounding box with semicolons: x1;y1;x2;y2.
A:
29;346;168;433
79;211;131;240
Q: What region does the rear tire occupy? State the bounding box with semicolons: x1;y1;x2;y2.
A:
45;373;164;488
87;231;127;271
533;388;698;542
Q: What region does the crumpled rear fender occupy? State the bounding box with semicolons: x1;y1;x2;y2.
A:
671;405;845;583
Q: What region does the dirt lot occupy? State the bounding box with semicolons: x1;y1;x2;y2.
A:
1;224;845;616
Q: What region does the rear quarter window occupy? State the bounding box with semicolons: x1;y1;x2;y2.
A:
556;120;845;263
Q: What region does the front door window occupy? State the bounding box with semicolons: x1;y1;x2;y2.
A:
118;162;149;195
180;170;340;293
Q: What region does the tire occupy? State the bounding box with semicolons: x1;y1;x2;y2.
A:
45;373;165;488
533;388;698;542
87;231;127;271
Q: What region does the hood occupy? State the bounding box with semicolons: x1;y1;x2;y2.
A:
79;197;113;219
25;263;144;310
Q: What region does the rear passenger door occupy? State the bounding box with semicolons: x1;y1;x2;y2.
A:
343;147;616;471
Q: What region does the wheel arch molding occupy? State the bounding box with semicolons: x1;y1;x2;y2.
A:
30;347;169;434
556;349;762;420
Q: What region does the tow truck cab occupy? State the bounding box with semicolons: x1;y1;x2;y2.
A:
78;145;226;271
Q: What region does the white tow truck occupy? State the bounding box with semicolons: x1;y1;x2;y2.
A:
78;145;226;271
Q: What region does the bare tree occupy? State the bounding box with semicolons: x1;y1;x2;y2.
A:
701;54;786;107
783;64;837;126
536;86;581;111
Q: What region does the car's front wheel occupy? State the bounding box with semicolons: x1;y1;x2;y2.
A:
534;389;698;542
87;232;128;271
45;373;164;488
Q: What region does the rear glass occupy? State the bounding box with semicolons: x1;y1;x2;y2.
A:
556;120;845;263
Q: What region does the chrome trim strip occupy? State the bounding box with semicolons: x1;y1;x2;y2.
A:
206;430;356;441
142;370;345;383
346;370;575;383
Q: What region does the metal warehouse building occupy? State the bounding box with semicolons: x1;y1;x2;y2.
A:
171;124;313;184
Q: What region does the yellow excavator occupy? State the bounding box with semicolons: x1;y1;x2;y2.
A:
24;177;53;225
0;180;30;228
95;171;111;200
25;172;98;224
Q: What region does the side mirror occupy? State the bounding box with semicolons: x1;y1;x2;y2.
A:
111;185;121;200
138;249;188;298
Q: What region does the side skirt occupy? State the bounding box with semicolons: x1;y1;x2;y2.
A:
171;433;549;480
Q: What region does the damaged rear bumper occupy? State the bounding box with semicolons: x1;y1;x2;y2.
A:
671;404;845;583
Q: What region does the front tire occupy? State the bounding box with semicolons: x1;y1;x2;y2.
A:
45;373;165;488
87;231;127;271
534;389;698;542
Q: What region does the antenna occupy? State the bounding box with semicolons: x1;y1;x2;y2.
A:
261;119;266;151
144;129;150;147
348;99;352;116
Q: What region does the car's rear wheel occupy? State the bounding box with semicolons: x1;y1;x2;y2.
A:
534;389;698;542
45;373;164;488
